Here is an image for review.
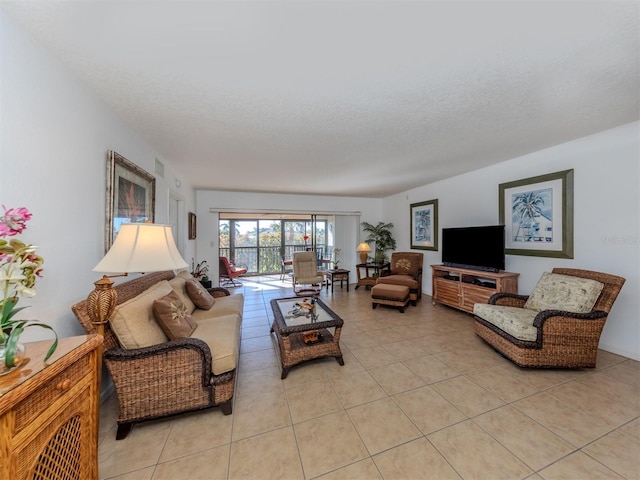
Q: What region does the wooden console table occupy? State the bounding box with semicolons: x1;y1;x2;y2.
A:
431;264;519;313
355;262;390;290
0;334;102;480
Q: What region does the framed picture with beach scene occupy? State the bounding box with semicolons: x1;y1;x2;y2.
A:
105;151;156;252
410;199;438;250
499;169;573;258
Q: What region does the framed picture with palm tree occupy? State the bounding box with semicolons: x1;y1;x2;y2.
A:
105;151;156;252
499;169;573;258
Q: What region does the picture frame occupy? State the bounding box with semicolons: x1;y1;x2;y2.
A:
188;212;197;240
105;151;156;252
499;169;573;258
410;199;438;250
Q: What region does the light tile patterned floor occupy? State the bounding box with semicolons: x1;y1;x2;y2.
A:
97;275;640;480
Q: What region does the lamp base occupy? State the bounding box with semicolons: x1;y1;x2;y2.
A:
359;252;368;264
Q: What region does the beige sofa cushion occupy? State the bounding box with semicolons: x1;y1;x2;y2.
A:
524;272;604;313
152;291;197;340
185;278;215;310
474;303;538;342
110;280;171;349
169;275;197;313
193;314;242;375
191;294;244;322
376;275;419;290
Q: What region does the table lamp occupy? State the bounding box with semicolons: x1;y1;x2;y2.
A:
356;242;371;264
87;223;188;332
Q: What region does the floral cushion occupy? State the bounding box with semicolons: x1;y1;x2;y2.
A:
524;272;604;313
185;278;215;310
474;304;538;342
152;291;197;340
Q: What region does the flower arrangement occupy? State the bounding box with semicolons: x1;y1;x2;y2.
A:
1;206;58;371
191;259;209;281
332;248;341;269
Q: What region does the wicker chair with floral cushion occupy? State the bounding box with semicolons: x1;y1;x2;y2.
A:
292;251;325;296
376;252;424;305
474;268;625;368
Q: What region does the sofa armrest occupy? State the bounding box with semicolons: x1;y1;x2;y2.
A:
207;287;230;298
533;309;609;329
488;292;529;307
104;337;213;387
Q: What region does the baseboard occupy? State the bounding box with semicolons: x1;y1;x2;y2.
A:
599;343;640;362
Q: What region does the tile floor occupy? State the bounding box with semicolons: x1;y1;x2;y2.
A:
98;275;640;480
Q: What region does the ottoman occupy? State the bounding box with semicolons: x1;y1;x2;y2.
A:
371;283;410;313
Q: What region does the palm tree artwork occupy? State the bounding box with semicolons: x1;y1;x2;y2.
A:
511;188;552;242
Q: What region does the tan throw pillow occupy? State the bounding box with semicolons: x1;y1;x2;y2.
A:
109;280;171;349
168;276;197;313
185;278;215;310
152;291;197;340
524;272;604;313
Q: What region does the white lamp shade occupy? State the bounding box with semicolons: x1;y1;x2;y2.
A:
93;223;188;273
356;242;372;252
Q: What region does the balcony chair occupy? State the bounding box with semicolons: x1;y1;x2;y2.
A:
292;251;325;296
474;268;625;368
376;252;424;305
280;254;293;281
219;256;247;287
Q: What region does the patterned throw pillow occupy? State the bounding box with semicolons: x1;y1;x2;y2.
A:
185;278;216;310
524;272;604;314
152;291;197;340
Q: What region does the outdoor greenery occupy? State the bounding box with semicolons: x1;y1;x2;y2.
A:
361;221;396;263
220;219;327;274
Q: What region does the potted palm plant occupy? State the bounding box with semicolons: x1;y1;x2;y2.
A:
361;221;397;264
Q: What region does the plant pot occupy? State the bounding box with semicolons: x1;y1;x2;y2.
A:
199;280;212;289
0;341;26;376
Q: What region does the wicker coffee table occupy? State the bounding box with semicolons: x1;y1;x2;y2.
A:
270;297;344;379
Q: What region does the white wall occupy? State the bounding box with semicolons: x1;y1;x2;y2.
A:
195;190;382;280
383;122;640;359
0;12;197;343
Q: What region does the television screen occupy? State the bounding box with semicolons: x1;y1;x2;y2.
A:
442;225;505;272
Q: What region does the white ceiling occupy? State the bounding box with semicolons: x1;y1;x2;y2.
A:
2;1;638;197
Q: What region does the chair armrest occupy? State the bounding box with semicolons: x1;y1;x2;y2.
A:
208;287;230;298
533;309;609;329
488;292;529;307
413;267;423;281
104;337;213;387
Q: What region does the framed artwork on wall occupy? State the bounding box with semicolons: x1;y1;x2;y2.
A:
410;199;438;250
188;212;197;239
105;151;156;253
499;169;573;258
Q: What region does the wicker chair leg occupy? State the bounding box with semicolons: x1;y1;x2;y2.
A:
116;422;134;440
220;400;232;415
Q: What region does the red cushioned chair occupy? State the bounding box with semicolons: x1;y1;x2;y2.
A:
219;256;247;287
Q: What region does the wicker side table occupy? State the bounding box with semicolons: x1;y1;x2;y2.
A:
270;297;344;379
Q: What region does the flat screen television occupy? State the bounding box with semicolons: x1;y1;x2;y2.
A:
442;225;505;273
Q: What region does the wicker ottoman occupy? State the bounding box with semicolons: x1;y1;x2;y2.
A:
371;283;410;313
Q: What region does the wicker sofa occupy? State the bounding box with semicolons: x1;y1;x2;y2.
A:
72;270;243;439
474;268;625;368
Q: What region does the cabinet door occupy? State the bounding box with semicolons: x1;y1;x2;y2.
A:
461;285;493;312
434;279;461;307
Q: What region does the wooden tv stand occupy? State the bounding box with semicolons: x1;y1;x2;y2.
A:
431;264;519;313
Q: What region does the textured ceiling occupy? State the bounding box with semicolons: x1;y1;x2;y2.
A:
2;1;638;197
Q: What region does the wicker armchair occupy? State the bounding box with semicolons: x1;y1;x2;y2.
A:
474;268;625;368
377;252;424;305
71;271;236;440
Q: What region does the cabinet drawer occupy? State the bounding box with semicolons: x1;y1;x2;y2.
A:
13;354;90;434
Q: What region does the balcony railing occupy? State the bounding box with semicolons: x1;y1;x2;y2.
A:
219;245;328;275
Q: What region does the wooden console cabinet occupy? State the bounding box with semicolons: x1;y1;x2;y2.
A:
0;334;102;480
431;264;519;313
